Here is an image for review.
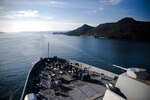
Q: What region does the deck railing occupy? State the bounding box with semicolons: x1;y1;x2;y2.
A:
69;59;119;79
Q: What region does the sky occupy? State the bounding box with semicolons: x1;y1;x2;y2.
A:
0;0;150;32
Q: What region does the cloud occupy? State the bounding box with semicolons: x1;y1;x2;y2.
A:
110;0;122;4
99;7;104;11
49;1;65;5
85;10;97;14
11;10;38;17
46;16;53;20
41;16;53;20
36;0;68;8
0;10;39;20
99;0;122;5
0;7;4;10
85;6;104;14
93;10;97;13
0;9;54;21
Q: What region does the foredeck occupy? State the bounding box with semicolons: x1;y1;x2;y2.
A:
36;58;116;100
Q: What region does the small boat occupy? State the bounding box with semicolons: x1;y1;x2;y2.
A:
21;56;150;100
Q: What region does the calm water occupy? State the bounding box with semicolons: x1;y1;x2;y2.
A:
0;33;150;100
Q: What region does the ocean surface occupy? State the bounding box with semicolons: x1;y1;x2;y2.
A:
0;32;150;100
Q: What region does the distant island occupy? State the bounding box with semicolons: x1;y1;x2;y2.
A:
0;32;5;34
53;17;150;41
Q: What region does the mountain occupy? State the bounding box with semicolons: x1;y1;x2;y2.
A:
64;24;94;36
61;17;150;40
86;17;150;40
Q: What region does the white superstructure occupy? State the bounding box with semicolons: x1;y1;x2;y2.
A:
103;68;150;100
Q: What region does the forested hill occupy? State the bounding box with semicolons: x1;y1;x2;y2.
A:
53;17;150;40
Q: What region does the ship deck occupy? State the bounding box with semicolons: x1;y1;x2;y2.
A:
36;59;116;100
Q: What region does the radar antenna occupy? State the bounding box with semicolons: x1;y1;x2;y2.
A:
112;64;127;70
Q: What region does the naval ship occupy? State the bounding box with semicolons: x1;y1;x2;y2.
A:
21;56;150;100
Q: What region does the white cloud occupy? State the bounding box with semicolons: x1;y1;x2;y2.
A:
85;7;104;14
85;10;97;14
49;1;64;5
0;10;39;20
110;0;122;4
99;7;104;11
0;9;55;21
11;10;38;17
38;0;68;8
99;0;122;5
5;15;15;19
93;10;97;13
0;7;4;10
46;16;53;20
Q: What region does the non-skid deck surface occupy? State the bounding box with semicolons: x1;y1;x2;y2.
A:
39;70;115;100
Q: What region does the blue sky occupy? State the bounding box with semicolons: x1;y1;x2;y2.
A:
0;0;149;32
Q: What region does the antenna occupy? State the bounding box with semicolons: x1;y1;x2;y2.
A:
112;64;127;70
48;42;49;58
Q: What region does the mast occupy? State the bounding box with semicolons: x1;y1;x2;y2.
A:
48;42;49;58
